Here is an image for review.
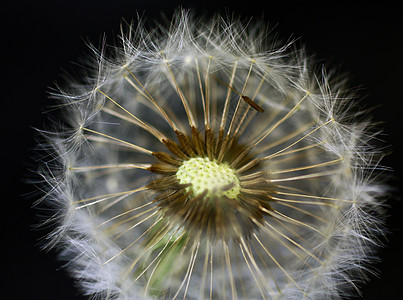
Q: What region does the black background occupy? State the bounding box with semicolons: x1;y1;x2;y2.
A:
4;1;402;299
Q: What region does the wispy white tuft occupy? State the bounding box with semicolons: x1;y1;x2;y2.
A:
36;9;387;300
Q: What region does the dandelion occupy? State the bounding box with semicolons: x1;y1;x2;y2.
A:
37;10;386;300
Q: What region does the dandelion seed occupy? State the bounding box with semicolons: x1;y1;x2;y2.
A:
37;9;387;300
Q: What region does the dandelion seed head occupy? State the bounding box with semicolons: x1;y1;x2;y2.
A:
36;9;387;300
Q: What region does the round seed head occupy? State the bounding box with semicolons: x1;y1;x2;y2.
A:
36;10;387;300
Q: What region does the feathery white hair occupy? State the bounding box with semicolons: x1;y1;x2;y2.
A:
37;9;386;300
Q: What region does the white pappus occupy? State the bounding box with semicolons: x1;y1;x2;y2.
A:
36;9;387;300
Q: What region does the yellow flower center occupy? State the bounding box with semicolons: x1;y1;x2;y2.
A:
176;157;241;199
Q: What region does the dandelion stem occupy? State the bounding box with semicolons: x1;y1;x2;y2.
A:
134;229;182;282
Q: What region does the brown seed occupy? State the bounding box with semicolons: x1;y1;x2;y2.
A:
242;95;264;112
